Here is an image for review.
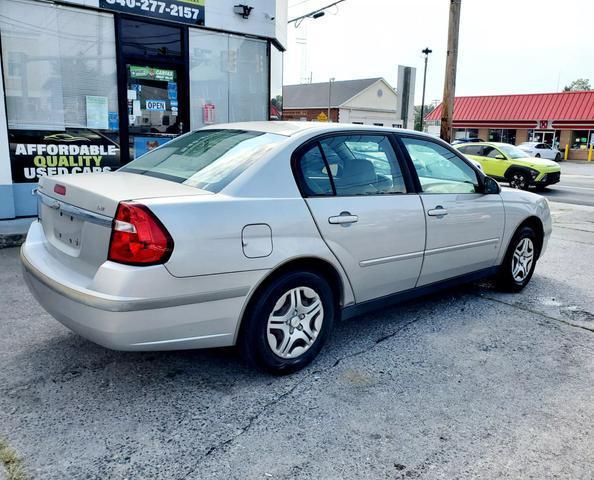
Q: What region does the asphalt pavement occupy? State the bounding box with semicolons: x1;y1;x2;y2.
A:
534;161;594;207
1;203;593;479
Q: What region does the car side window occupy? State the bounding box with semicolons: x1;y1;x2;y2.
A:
401;137;479;194
482;146;504;159
460;145;482;156
297;144;334;196
318;135;407;196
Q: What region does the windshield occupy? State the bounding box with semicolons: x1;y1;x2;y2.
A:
119;129;285;192
498;144;530;159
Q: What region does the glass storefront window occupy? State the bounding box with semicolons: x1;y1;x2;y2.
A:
120;19;183;59
453;128;479;139
489;129;516;144
229;36;268;122
0;0;118;131
189;30;268;129
270;45;283;120
571;130;591;149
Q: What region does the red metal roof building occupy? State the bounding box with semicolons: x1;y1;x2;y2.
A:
425;91;594;159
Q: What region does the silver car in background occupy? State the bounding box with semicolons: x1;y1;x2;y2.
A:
21;122;552;373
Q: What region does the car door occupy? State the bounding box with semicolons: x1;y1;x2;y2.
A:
538;143;555;159
295;133;426;302
398;135;505;286
479;145;511;180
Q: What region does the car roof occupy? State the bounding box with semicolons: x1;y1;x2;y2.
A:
200;121;434;139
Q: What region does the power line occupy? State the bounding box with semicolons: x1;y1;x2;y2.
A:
288;0;346;26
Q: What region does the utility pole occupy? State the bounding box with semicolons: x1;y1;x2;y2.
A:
328;77;335;122
440;0;462;142
419;47;432;132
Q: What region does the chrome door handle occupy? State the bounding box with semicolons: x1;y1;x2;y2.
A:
427;206;448;217
329;212;358;225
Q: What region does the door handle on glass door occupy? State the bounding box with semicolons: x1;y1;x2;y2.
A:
328;212;358;225
427;206;448;217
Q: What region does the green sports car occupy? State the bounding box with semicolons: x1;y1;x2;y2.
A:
454;142;561;190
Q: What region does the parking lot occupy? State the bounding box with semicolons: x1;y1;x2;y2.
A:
1;197;593;479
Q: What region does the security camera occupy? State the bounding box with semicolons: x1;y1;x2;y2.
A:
234;4;254;19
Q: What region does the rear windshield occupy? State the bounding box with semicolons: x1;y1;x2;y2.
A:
119;129;285;192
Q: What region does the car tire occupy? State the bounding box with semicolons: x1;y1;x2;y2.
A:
535;153;541;158
496;225;539;292
555;153;561;161
239;271;335;374
508;171;530;190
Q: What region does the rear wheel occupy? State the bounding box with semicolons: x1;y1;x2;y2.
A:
239;271;335;374
555;153;561;161
496;225;538;292
508;171;530;190
535;153;541;158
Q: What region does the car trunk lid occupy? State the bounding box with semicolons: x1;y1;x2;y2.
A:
36;172;210;277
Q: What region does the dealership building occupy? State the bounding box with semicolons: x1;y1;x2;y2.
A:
0;0;286;220
425;91;594;160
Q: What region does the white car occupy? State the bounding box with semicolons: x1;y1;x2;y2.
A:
517;142;562;161
21;122;552;373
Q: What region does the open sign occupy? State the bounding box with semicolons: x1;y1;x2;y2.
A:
146;100;166;111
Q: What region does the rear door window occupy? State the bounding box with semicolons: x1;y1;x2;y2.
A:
319;135;407;196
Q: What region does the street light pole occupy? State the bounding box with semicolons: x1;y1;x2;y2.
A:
328;77;335;122
419;47;432;132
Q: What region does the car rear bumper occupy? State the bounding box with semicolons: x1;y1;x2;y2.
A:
21;221;266;351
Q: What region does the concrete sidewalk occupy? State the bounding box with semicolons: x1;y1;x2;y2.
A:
0;217;35;249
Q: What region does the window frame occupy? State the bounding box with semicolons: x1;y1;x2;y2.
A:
291;131;416;198
394;133;486;195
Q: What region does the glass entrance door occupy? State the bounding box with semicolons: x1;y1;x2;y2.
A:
126;64;184;160
533;130;559;147
117;17;188;162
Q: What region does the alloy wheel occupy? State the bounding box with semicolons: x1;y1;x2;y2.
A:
510;173;527;189
267;286;324;359
511;237;534;282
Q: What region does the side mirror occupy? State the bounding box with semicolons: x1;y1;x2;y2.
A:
495;154;506;160
483;176;501;194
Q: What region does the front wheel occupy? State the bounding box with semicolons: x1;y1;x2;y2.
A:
239;271;335;374
509;171;530;190
496;226;538;292
535;153;541;158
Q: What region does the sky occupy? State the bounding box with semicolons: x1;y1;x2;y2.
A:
283;0;594;105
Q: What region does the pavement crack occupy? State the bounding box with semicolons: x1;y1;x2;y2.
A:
182;315;422;478
477;294;594;334
0;436;29;480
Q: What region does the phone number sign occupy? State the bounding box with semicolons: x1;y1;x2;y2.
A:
100;0;204;26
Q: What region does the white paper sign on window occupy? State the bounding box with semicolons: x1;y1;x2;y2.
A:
86;95;109;130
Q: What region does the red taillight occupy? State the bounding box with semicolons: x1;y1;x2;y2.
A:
108;202;173;266
54;184;66;195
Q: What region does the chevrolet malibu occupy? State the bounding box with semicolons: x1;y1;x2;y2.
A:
22;122;551;373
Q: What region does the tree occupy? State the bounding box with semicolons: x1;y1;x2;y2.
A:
563;78;591;92
414;104;435;131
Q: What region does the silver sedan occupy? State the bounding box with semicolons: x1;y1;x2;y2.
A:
22;122;552;373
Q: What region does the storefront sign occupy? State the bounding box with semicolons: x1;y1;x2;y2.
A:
146;99;167;111
99;0;205;26
8;129;121;183
203;103;215;124
130;65;176;82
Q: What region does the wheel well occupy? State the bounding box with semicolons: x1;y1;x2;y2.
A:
504;166;530;180
515;216;544;257
236;257;344;339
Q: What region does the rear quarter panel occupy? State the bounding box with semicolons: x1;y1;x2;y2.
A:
141;137;356;306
